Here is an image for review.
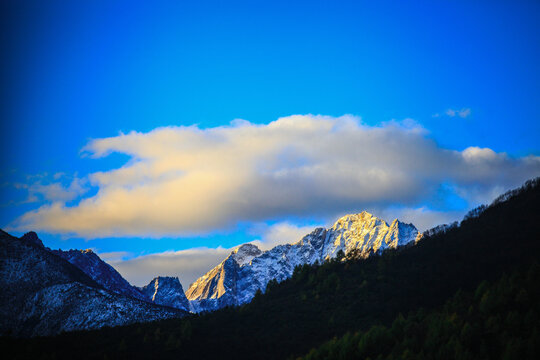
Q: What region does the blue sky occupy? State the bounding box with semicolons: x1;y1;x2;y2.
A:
1;0;539;286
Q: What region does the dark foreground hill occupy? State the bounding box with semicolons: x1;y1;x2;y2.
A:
298;261;540;360
2;178;540;359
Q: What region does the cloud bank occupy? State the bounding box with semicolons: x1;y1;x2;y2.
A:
12;114;540;238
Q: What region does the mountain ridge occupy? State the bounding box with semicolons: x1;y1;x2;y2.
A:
52;248;148;301
0;230;186;337
186;211;421;312
6;211;423;315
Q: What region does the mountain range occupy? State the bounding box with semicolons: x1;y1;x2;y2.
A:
0;210;422;335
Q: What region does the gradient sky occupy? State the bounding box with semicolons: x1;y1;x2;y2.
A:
1;0;539;287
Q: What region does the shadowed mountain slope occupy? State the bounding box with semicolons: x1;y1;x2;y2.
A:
0;231;186;337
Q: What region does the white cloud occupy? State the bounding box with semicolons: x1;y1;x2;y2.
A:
249;221;321;250
445;108;471;118
29;179;87;203
10;114;540;238
14;174;88;204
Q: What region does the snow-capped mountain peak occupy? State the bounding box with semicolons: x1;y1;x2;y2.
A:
320;211;421;260
187;212;422;312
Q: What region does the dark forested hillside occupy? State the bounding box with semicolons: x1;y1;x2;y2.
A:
2;178;540;360
298;262;540;360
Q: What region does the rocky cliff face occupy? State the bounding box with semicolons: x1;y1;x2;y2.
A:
140;276;190;312
186;212;422;312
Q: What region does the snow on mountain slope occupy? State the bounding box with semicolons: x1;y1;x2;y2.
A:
18;282;182;337
187;212;422;312
0;230;185;337
52;248;147;301
51;245;191;311
140;276;190;311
